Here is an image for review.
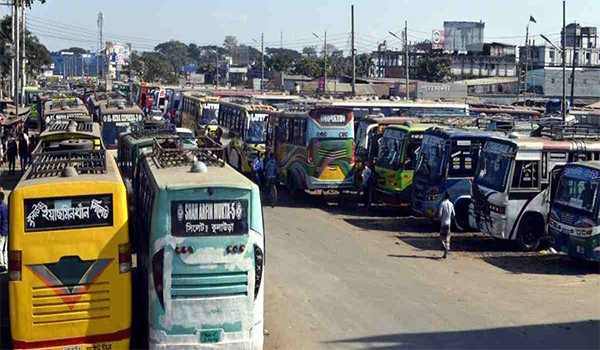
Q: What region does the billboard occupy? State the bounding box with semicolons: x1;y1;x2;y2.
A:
443;21;485;52
432;30;445;50
105;42;131;66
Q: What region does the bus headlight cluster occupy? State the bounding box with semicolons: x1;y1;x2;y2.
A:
488;204;506;214
575;228;593;236
254;244;263;301
426;194;442;202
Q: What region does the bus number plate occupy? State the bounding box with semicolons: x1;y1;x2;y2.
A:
200;330;221;343
62;346;82;350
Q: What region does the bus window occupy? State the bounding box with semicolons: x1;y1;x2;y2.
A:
448;141;480;178
511;160;540;189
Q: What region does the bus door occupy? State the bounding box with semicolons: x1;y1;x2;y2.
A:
155;189;262;346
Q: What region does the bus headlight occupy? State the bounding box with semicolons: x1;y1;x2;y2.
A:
488;204;506;214
118;243;132;273
152;248;165;310
426;195;442;202
8;250;21;282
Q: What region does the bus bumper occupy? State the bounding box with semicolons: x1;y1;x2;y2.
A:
551;230;600;262
12;332;130;350
306;177;354;191
374;187;412;207
149;327;263;350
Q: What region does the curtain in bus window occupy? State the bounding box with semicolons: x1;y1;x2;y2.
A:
511;160;539;189
556;176;599;213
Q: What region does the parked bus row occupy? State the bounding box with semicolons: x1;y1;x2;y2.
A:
8;118;266;349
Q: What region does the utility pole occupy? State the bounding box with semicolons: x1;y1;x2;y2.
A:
15;0;19;114
215;50;219;87
280;31;283;50
10;1;15;100
570;21;577;107
324;31;327;94
562;0;566;122
405;20;409;100
261;33;265;92
351;5;356;96
525;23;530;99
21;3;25;103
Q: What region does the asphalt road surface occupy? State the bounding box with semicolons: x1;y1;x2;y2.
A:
262;191;600;350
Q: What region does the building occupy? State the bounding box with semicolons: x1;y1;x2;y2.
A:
371;41;516;79
526;67;600;99
562;23;598;49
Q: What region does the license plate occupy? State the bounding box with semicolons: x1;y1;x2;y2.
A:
63;346;82;350
200;330;221;344
577;245;585;254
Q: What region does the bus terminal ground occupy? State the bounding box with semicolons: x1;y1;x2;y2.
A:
1;155;599;350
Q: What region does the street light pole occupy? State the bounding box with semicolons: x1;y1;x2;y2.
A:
562;0;566;122
313;32;328;94
389;29;409;99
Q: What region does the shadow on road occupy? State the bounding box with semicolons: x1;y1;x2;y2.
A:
483;254;600;276
1;272;10;349
0;169;23;192
344;217;436;233
395;234;514;253
324;320;600;350
387;254;442;261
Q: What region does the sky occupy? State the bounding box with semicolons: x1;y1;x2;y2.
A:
4;0;599;54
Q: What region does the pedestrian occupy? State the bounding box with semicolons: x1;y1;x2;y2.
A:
7;136;17;175
27;135;37;165
252;154;265;188
439;191;456;259
362;162;373;208
18;134;28;172
0;137;4;167
0;192;8;272
265;153;277;186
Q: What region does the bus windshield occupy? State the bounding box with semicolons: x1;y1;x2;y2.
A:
415;134;447;182
377;128;406;171
246;113;267;143
201;103;219;125
475;141;516;192
555;167;600;214
355;121;372;157
103;122;132;147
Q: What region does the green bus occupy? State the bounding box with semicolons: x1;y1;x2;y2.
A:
266;107;355;196
374;123;432;207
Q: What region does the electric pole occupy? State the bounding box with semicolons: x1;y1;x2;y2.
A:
570;21;577;107
562;0;566;121
525;22;530;99
405;20;409;100
21;3;25;103
10;1;15;100
215;50;219;87
324;31;327;93
351;5;356;96
261;33;264;92
15;0;19;113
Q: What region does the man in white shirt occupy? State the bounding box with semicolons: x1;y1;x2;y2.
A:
362;162;373;208
438;191;455;259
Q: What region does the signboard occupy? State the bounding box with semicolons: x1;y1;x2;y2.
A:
318;78;325;92
415;82;467;100
102;114;143;123
171;200;249;236
563;166;600;181
46;113;88;122
444;21;485;52
432;30;445;50
25;195;113;232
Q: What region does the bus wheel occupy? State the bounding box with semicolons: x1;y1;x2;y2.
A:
517;216;541;252
287;174;298;200
454;200;471;232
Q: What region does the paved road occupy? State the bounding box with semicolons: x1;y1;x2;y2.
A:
262;192;600;350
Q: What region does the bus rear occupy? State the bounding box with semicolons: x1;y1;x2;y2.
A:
305;108;355;190
549;163;600;262
142;166;264;349
9;156;132;349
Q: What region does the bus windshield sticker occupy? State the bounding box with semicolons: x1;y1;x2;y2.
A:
563;166;600;181
46;113;87;121
24;195;113;232
483;141;516;157
102;114;143;123
171;200;249;236
456;140;471;146
249;113;268;122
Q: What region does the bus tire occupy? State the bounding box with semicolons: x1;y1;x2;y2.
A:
454;199;471;232
516;214;542;252
287;173;299;200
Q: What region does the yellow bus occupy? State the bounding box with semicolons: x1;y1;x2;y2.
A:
8;121;132;350
218;101;276;174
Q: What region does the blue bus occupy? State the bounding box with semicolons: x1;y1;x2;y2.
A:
412;128;496;230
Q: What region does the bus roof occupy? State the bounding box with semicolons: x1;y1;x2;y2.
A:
563;161;600;170
39;121;102;140
220;101;276;113
385;123;436;132
426;127;498;139
359;116;420;125
328;100;470;109
100;101;143;115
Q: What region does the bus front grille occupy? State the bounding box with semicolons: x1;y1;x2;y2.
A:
31;282;111;325
171;271;248;299
317;148;347;160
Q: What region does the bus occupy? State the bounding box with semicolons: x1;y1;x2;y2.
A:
469;104;542;120
132;83;159;110
266;107;355;195
374;123;431;207
117;123;179;186
8;122;132;349
355;116;419;187
549;162;600;262
218;101;276;174
469;129;600;251
99;100;144;150
412;128;496;230
133;139;264;349
181;94;220;130
41;98;90;132
88;92;122;122
328;100;470;120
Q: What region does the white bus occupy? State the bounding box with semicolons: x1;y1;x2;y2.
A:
469;128;600;251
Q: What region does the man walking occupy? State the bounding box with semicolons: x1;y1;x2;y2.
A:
362;162;374;208
0;192;8;272
439;191;455;259
7;136;17;175
18;134;28;172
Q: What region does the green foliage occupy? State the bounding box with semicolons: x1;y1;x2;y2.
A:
266;55;294;74
60;47;87;55
415;54;452;82
129;51;173;83
223;35;238;54
154;40;190;76
0;15;51;80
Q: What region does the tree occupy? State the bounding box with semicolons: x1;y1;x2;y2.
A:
356;53;374;77
266;47;302;61
415;54;451;82
0;15;51;82
321;43;338;57
154;40;190;76
129;51;173;83
302;46;317;58
265;55;294;73
23;0;52;7
223;35;238;54
293;57;321;78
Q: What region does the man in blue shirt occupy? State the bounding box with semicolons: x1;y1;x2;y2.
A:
0;192;8;272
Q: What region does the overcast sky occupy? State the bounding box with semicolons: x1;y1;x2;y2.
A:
5;0;599;53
